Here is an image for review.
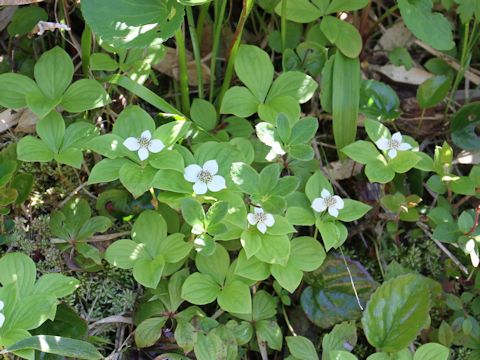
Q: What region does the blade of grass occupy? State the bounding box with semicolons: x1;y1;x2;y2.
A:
175;25;191;114
186;6;204;99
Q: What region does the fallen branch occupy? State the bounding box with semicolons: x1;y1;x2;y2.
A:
50;231;131;244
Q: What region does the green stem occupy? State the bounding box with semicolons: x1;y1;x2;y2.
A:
175;26;191;115
371;236;386;280
281;305;297;336
216;0;255;112
81;24;92;78
370;4;399;31
281;0;287;52
209;0;228;102
339;246;364;311
416;107;426;137
196;3;210;47
186;6;204;99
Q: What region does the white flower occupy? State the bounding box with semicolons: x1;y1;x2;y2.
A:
466;239;479;267
123;130;165;161
0;300;5;328
247;207;275;234
375;132;412;159
312;189;345;218
184;160;226;195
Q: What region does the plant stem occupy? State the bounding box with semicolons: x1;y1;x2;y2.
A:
416;107;426;137
196;3;210;46
282;305;297;336
149;187;158;211
186;6;204;99
216;0;255;112
339;246;364;310
174;26;191;115
209;0;228;102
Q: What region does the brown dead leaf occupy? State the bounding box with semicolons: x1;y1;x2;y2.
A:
15;108;37;133
152;46;210;86
321;159;362;181
455;150;480;165
376;64;434;85
376;22;415;51
0;108;21;132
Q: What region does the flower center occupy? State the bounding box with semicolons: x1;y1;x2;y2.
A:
137;136;151;148
254;213;267;223
324;196;337;207
388;139;400;149
197;170;213;183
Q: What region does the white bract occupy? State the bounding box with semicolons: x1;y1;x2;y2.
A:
247;207;275;234
466;239;479;267
184;160;226;195
312;189;345;218
375;132;412;159
0;300;5;328
123;130;165;161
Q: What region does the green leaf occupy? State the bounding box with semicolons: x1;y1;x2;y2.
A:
61;79;111;112
181;272;221;304
398;0;454;51
181;198;205;229
34;46;73;99
451;102;480;151
240;230;262;258
256;320;283;350
81;0;184;48
230;162;260;194
364;118;390;143
132;210;167;255
286;206;315;226
77;216;112;240
152;169;193;193
36;111;65;153
0;73;39;109
194;332;227;360
53;148;82;168
119;162;156;198
389;46;413;70
322;321;358;360
205;201;229;228
365;158;395;184
25;91;61;118
88;158;131;183
158;233;192;263
219;86;260;117
432;222;461;243
112;105;156;140
332;52;360;159
305;170;333;202
174;319;197;353
413;343;449;360
195;244;230;285
8;335;102;360
7;5;48;35
456;0;480;23
191;98;217;131
341;141;380;164
218;280;252;314
417;76;451;109
274;0;323;23
255;234;290;266
258;96;301;124
0;161;15;188
105;239;149;269
89;53;119;71
360;79;401;121
328;351;358;360
235;45;273;102
321;16;362;58
267;72;318;103
10;173;34;204
0;252;36;296
133;254;165;288
316;219;347;251
361;274;430;352
10;294;58;330
326;0;369;13
86;134;126;159
290;236;326;272
135;317;168;348
267;215;296;235
235;250;270;281
256;122;286;156
33;273;79;298
290;144;314;160
271;261;303;293
286;336;319;360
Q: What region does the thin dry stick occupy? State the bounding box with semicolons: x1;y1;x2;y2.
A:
340;247;364;311
50;231;131;244
417;222;469;275
88;314;133;330
256;331;269;360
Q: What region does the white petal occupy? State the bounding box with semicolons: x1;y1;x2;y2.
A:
391;132;402;143
388;149;397;159
203;160;218;175
328;207;339;217
334;196;344;209
141;130;152;140
254;207;264;214
257;222;267;234
207;175;226;192
123;137;140;151
0;301;4;311
264;214;275;227
193;181;208;195
184;164;202;183
466;239;476;252
0;313;4;328
148;139;165;153
398;142;412;151
471;251;479;267
321;189;331;198
312;198;327;212
376;137;389;151
247;213;257;225
138;147;149;161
